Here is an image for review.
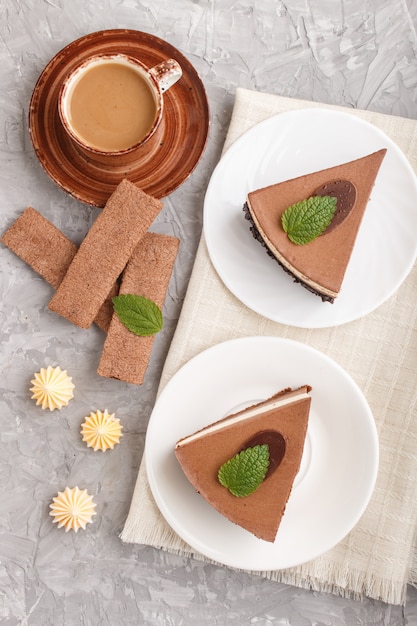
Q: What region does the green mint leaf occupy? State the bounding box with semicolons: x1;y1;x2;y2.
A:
281;195;337;245
218;444;270;497
112;294;163;337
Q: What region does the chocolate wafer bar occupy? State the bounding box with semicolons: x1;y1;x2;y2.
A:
98;232;180;385
1;206;77;288
48;180;163;329
1;207;115;332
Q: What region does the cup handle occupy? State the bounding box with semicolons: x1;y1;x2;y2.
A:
149;59;182;93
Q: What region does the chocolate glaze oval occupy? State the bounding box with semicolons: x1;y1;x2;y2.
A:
314;179;357;234
240;430;286;479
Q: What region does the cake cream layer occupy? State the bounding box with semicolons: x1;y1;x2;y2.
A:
246;149;386;300
176;386;310;447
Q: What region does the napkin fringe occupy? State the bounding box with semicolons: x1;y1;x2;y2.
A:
120;515;407;605
411;542;417;590
264;568;406;606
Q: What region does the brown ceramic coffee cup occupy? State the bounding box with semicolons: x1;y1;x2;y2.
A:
58;53;182;156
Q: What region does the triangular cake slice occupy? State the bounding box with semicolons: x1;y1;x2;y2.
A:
175;385;312;542
244;149;386;302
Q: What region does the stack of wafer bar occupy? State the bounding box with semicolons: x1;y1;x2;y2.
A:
1;180;180;384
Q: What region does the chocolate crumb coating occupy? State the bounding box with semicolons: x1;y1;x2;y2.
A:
243;203;335;303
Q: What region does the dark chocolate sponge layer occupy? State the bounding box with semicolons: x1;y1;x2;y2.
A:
242;202;335;304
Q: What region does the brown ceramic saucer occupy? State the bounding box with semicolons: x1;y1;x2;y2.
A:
28;29;210;207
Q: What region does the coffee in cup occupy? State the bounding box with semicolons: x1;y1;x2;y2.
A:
59;54;182;155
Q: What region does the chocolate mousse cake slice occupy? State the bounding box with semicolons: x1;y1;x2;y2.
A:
175;385;312;542
243;149;386;302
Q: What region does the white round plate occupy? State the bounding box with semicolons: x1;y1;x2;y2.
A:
203;109;417;328
145;336;379;571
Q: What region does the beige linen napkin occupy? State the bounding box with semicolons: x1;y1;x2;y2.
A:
121;88;417;605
